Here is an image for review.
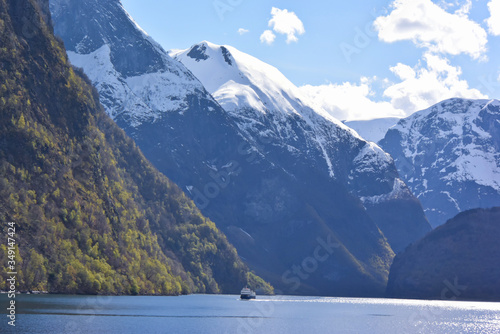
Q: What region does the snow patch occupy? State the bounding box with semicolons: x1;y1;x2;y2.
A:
441;191;461;211
67;42;206;127
361;178;410;205
353;142;392;174
392;98;500;192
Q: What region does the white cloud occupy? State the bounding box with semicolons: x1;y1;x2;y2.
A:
384;53;487;113
455;0;472;16
299;53;487;121
267;7;305;44
299;78;406;121
374;0;488;60
487;0;500;36
238;28;249;35
260;30;276;45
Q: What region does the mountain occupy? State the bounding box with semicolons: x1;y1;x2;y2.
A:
49;0;431;296
379;98;500;227
387;207;500;301
0;0;271;295
48;0;210;127
172;41;431;253
344;117;400;143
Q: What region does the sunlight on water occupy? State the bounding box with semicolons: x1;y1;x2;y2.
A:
255;296;500;310
1;294;499;334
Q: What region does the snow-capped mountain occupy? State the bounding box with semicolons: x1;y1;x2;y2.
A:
380;98;500;227
173;41;430;252
50;0;431;296
344;117;401;143
171;42;359;180
49;0;209;127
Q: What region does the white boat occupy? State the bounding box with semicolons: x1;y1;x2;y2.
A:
240;287;256;299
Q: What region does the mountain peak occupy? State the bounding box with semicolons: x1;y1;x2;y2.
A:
186;43;210;62
220;46;234;66
172;42;342;122
173;40;431;252
50;0;219;126
50;0;186;77
182;41;234;66
380;97;500;227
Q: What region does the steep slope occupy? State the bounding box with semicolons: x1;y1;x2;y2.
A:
0;0;271;295
387;207;500;301
380;98;500;227
344;117;400;143
173;41;431;253
49;0;430;296
49;0;207;127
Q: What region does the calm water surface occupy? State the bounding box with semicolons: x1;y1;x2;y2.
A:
1;294;500;333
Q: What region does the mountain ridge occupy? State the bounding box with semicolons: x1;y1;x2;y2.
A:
379;98;500;227
387;207;500;301
173;41;431;253
50;0;431;296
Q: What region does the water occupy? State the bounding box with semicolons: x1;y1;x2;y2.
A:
1;294;500;333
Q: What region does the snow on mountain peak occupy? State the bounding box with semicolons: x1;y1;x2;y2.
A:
393;98;497;149
172;42;358;135
173;41;411;192
51;0;216;127
173;41;296;114
380;97;500;227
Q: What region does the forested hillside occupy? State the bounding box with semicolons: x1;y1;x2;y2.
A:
387;207;500;301
0;0;271;295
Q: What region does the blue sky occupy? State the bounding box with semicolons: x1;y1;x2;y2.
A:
121;0;500;120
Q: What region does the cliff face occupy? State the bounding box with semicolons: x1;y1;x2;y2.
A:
0;0;271;295
380;98;500;228
387;207;500;301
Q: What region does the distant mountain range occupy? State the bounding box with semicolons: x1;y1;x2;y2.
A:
0;0;271;295
49;0;431;296
380;98;500;227
387;207;500;301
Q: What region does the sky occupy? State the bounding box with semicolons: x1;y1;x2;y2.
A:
121;0;500;121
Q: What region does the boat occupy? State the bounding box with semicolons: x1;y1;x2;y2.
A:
240;287;256;300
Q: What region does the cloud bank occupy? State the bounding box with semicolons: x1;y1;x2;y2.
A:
374;0;488;59
487;0;500;36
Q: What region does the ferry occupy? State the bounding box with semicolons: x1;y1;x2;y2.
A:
240;287;256;300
